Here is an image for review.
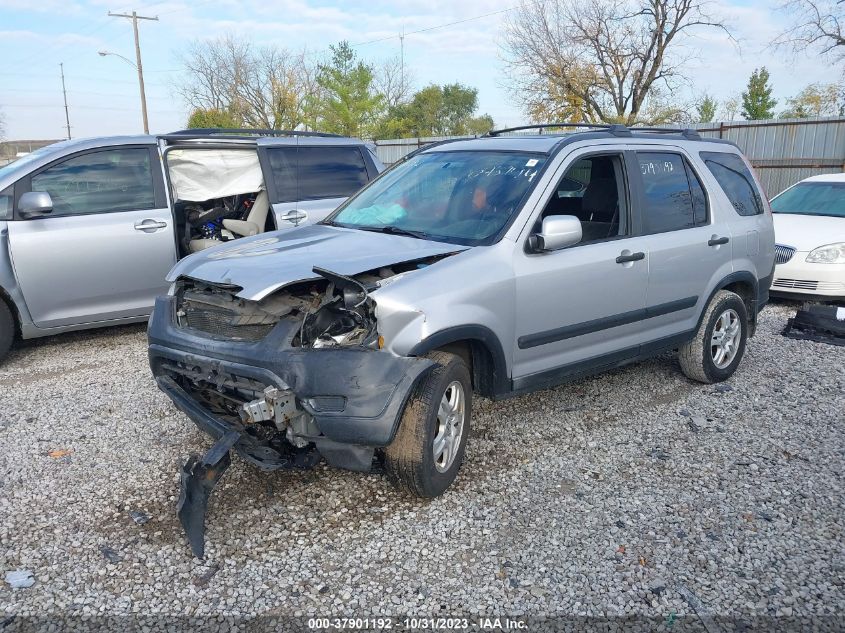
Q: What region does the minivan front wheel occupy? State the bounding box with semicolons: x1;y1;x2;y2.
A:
679;290;749;384
385;351;471;498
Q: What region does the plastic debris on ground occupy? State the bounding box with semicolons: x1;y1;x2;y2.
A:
782;303;845;347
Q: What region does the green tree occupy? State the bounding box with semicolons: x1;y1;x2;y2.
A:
186;107;242;129
467;114;495;135
741;68;778;120
696;94;718;122
385;83;493;137
314;41;383;137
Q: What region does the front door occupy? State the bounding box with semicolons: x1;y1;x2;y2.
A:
512;150;651;385
8;145;176;328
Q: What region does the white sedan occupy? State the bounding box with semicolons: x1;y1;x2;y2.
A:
769;173;845;302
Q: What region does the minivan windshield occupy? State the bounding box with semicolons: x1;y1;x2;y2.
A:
325;150;547;246
0;145;57;180
770;182;845;218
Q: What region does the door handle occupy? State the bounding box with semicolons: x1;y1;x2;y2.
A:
280;210;307;224
708;236;730;246
134;219;168;232
616;251;645;264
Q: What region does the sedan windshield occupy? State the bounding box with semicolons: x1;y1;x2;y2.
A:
326;150;547;246
770;182;845;218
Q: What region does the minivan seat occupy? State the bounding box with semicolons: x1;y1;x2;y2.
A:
223;190;270;238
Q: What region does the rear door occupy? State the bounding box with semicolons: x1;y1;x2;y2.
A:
259;141;376;229
8;145;175;328
633;148;734;342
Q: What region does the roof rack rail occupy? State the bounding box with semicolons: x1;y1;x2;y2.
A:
629;126;702;140
165;128;343;138
486;123;631;137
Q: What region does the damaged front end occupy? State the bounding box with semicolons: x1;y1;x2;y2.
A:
149;260;443;557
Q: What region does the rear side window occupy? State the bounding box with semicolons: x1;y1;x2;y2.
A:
267;146;369;203
636;152;695;234
297;147;368;200
700;151;763;216
30;148;155;216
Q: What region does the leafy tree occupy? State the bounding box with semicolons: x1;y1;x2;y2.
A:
314;41;383;137
741;68;778;120
467;114;495;135
781;82;845;117
382;83;494;137
696;94;718;122
186;107;242;129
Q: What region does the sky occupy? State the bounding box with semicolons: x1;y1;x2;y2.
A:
0;0;837;140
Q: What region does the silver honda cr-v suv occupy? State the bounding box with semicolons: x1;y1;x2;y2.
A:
147;123;775;556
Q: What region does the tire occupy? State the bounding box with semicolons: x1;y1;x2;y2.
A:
385;351;472;498
678;290;749;384
0;300;14;363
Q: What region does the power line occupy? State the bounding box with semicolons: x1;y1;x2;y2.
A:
107;10;160;133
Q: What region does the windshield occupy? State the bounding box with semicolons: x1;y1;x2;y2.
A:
770;182;845;218
326;150;547;246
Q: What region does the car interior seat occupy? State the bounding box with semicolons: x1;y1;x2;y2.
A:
579;158;621;241
223;190;270;238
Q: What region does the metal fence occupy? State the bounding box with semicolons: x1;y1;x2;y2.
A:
373;116;845;197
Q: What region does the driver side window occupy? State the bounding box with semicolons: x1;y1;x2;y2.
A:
539;153;628;243
30;147;155;217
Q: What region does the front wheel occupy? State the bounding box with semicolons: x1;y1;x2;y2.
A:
678;290;749;384
385;351;471;498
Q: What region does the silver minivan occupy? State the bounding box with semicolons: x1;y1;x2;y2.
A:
0;129;383;361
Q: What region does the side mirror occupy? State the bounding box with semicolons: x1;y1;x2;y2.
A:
529;215;582;252
19;191;54;218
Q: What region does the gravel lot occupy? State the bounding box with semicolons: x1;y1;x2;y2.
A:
1;302;843;629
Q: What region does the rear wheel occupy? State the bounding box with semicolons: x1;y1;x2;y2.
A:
678;290;748;384
0;300;14;363
385;351;471;498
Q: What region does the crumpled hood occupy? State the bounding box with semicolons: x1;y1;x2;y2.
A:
773;213;845;252
167;224;469;301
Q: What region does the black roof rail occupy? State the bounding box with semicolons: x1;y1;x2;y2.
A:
164;128;344;138
629;126;702;140
486;122;632;137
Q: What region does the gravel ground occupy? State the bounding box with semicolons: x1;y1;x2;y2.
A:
0;302;843;630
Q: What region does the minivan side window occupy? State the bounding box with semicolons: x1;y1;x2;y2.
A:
636;152;695;234
297;147;368;200
700;151;763;216
30;148;155;216
267;146;370;203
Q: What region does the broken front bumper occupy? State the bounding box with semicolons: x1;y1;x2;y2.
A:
148;295;434;468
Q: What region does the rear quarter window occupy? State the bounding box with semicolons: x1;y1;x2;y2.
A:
700;151;763;216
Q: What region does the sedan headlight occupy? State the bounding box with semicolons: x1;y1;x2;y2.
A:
806;243;845;264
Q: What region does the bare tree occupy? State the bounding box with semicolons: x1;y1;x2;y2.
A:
177;34;321;129
503;0;731;125
773;0;845;63
375;56;414;110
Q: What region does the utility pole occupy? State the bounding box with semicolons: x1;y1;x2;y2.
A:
399;27;405;95
59;63;71;140
107;10;158;133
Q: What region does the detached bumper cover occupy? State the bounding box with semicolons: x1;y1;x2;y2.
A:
148;296;434;448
